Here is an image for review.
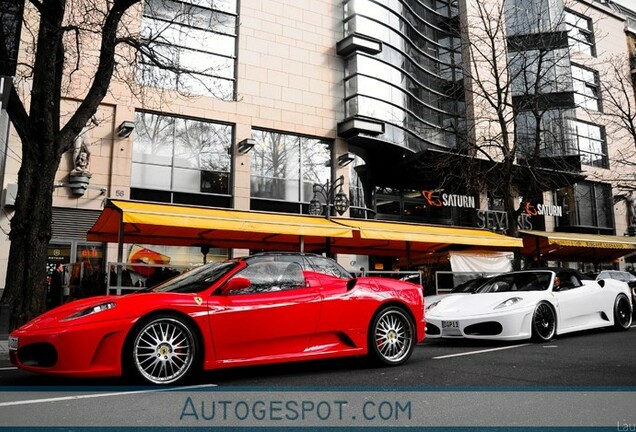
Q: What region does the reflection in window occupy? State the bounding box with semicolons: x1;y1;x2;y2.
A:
567;120;607;168
250;130;331;203
139;0;237;100
571;65;600;111
565;10;595;56
132;112;232;195
554;182;613;231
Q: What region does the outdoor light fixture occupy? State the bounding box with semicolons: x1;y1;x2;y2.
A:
237;138;256;154
337;152;356;167
308;175;350;219
117;121;135;138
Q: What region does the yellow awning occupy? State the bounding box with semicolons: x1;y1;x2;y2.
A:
88;200;522;256
88;200;352;248
522;230;636;249
521;230;636;263
335;219;523;248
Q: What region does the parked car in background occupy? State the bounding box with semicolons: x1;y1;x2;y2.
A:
9;252;425;385
426;268;632;342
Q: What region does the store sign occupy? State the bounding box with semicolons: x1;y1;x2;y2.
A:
421;190;476;209
476;210;533;231
522;202;563;217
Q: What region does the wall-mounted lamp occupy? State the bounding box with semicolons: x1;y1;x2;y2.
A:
117;121;135;138
337;152;356;167
237;138;256;154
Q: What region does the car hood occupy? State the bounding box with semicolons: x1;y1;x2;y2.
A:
427;291;546;318
13;292;198;332
425;293;470;307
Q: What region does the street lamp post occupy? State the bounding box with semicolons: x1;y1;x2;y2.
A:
308;175;350;256
308;175;350;220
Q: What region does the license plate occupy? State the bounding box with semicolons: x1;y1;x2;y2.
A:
8;336;18;351
442;320;459;329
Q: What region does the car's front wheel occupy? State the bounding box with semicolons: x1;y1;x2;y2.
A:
613;294;632;330
368;306;415;366
129;315;198;385
531;302;556;342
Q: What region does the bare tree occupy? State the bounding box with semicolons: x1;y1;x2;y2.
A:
1;0;228;329
594;54;636;191
439;0;583;268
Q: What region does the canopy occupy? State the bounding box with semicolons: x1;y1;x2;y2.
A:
88;200;353;251
330;219;522;256
87;199;523;258
521;230;636;263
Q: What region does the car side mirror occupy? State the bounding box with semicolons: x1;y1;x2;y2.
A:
598;279;605;288
223;276;251;294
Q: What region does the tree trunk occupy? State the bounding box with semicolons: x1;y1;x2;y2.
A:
1;138;60;331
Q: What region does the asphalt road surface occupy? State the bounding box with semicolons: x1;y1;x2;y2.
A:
1;326;635;429
1;324;635;387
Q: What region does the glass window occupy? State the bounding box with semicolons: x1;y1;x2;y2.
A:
554;182;613;230
230;261;307;295
565;10;595;56
250;130;331;203
132;112;232;195
570;120;607;168
571;64;600;111
139;0;237;100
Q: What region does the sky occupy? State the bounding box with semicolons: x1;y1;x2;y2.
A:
612;0;635;11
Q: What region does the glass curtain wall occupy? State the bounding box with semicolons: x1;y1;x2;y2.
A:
342;0;464;151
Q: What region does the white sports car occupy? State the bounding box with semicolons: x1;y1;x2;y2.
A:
426;269;633;341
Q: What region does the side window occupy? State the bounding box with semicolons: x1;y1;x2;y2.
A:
306;256;351;279
556;272;581;290
229;261;305;295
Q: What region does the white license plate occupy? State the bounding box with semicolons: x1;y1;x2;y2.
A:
8;336;18;351
442;320;459;329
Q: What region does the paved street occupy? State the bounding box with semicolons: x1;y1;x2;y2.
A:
1;324;635;386
0;326;635;428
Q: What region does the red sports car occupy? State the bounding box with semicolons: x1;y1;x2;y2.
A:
9;253;425;385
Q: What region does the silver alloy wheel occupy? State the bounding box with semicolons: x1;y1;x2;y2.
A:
372;308;414;364
133;317;196;385
614;295;633;330
532;302;556;341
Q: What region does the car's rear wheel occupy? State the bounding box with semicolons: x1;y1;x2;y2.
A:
532;302;556;342
613;294;632;330
130;315;198;385
368;307;415;365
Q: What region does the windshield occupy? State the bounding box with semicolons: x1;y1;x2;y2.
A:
476;272;551;293
146;261;238;293
451;278;488;294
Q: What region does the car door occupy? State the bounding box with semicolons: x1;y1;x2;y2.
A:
208;261;321;361
553;271;606;332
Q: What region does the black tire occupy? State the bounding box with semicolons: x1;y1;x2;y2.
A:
613;294;632;330
368;306;415;366
128;315;198;385
531;302;556;342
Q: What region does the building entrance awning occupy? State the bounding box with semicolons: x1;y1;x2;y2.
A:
87;200;353;250
521;230;636;262
330;219;522;256
87;199;522;258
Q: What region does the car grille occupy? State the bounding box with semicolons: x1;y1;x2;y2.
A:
17;343;58;368
464;321;503;336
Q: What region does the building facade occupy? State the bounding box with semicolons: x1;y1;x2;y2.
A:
1;0;636;295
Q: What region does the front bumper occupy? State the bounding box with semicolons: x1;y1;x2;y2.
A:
9;317;133;378
426;306;535;341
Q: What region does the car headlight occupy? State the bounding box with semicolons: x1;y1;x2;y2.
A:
426;300;441;312
494;297;522;310
62;302;116;321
